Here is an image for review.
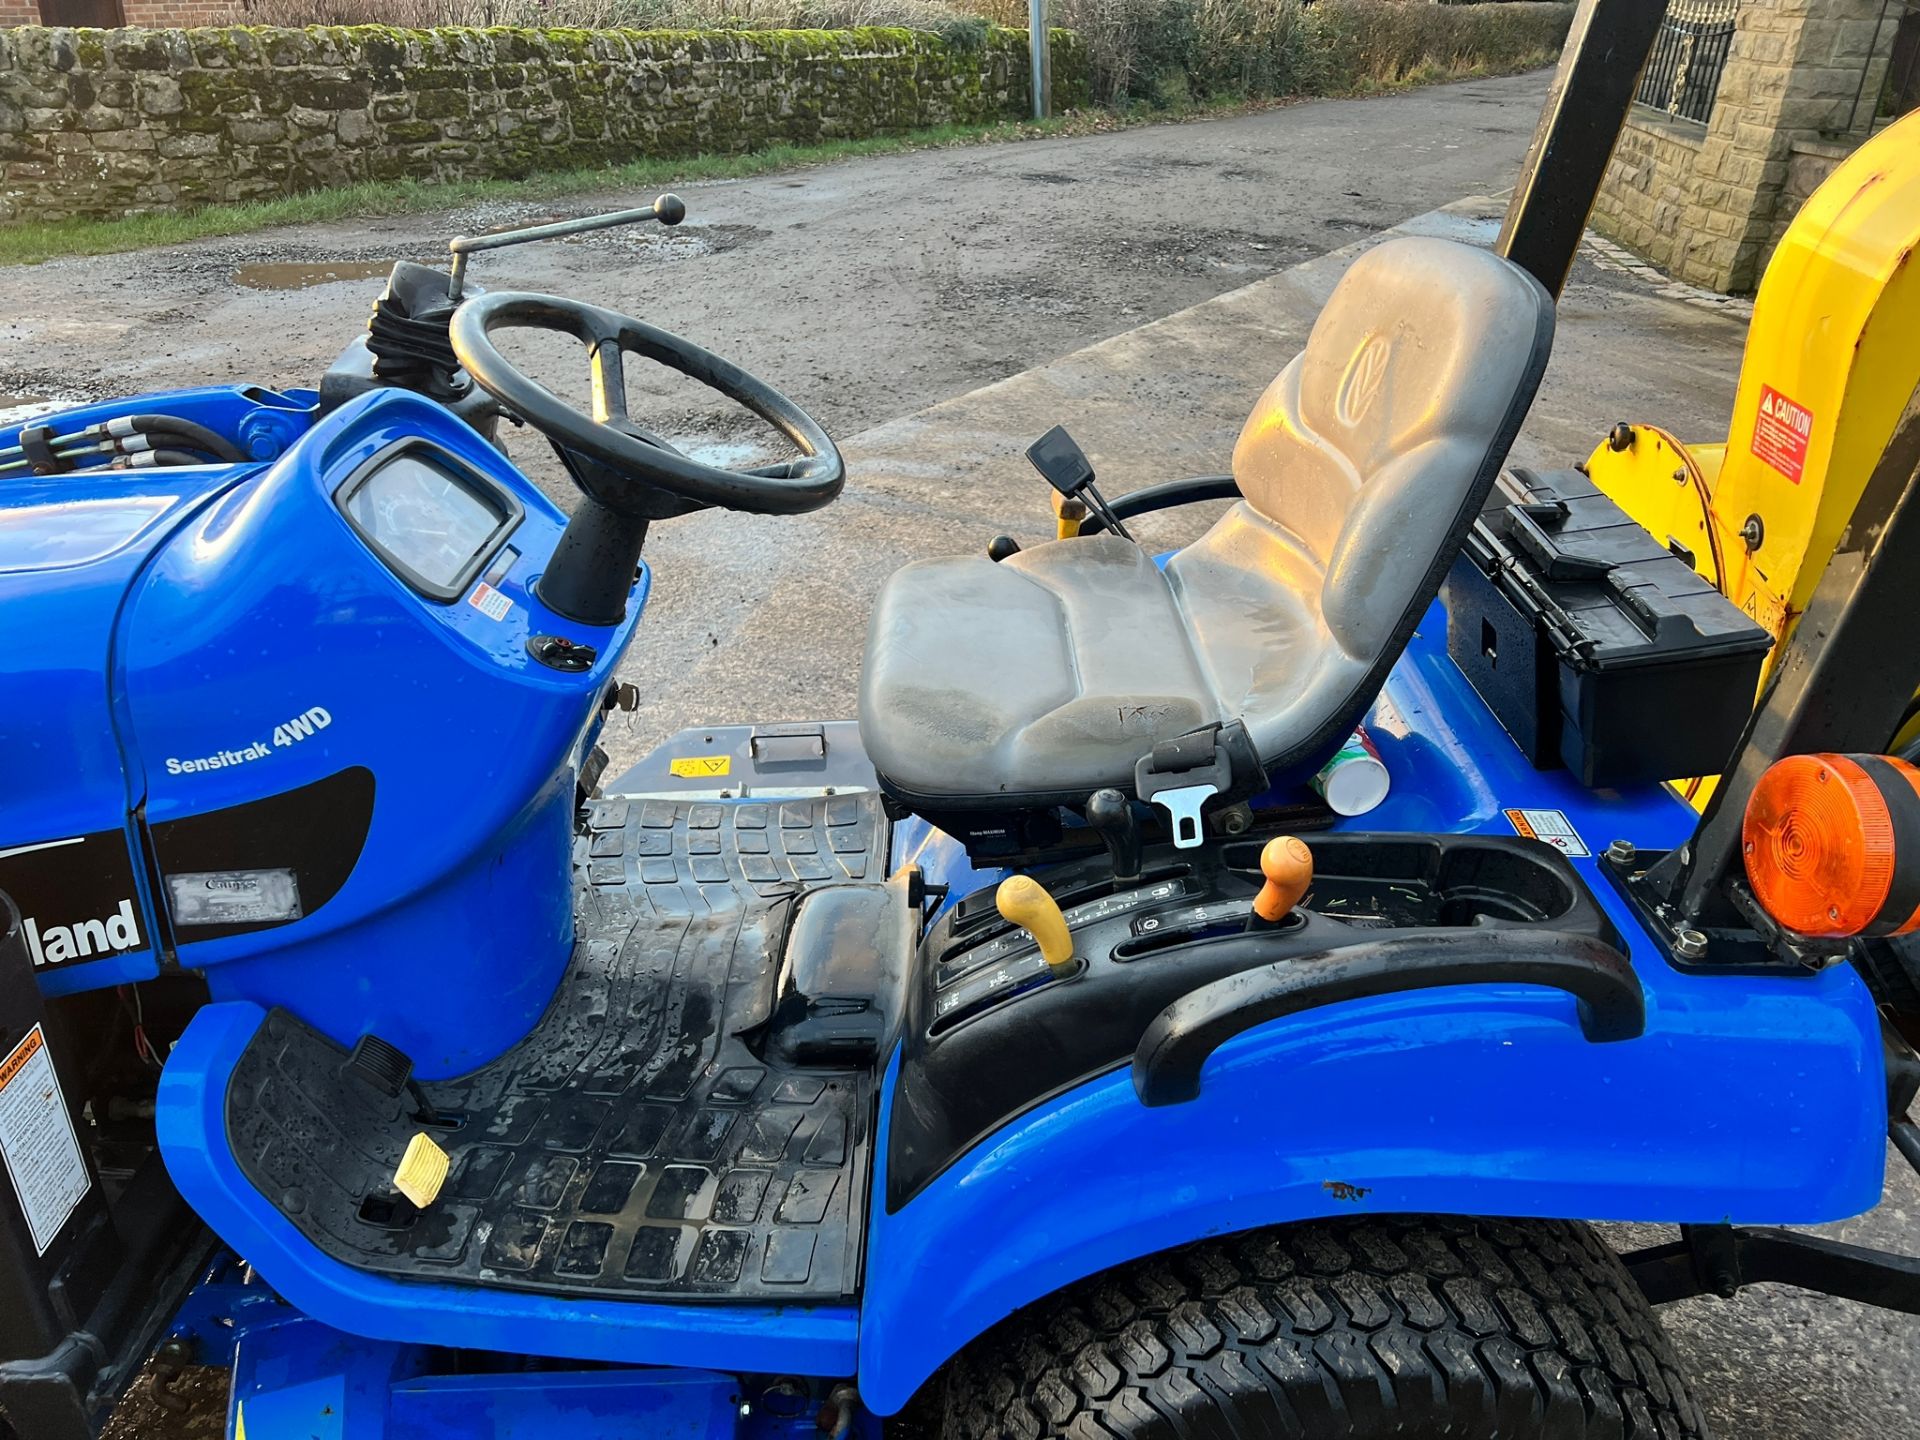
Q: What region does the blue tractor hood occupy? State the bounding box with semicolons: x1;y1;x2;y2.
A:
1;384;647;1075
0;462;252;993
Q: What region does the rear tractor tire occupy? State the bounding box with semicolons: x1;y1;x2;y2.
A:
936;1215;1708;1439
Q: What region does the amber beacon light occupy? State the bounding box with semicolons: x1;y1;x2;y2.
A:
1742;753;1920;938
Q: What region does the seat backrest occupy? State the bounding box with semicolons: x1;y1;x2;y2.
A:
1157;237;1553;791
1234;235;1554;659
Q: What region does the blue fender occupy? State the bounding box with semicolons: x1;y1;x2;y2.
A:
857;944;1885;1411
859;611;1890;1412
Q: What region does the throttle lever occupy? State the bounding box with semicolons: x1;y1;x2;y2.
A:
447;193;687;299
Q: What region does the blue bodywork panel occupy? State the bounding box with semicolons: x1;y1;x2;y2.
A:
0;387;307;995
172;1252;875;1440
857;607;1888;1412
157;605;1888;1408
5;385;645;1072
208;1305;857;1439
117;386;635;1073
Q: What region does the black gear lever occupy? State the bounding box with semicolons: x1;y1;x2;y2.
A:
1086;788;1143;882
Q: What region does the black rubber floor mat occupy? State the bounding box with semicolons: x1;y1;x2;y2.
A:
224;792;885;1303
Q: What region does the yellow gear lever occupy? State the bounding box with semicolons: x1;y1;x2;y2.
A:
1250;836;1313;928
996;875;1076;976
1052;490;1088;540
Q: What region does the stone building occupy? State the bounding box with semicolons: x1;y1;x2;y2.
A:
1594;0;1920;293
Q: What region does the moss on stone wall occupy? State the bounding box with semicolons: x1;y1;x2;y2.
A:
0;22;1090;222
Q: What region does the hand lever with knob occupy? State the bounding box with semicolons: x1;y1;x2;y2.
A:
996;875;1077;977
447;193;685;299
1248;836;1313;930
1086;788;1143;882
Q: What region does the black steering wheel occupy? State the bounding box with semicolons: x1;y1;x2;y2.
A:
449;291;844;517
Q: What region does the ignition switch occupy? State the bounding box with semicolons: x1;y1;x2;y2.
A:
528;635;598;672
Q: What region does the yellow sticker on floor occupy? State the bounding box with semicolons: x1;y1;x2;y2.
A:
668;755;731;778
394;1132;450;1209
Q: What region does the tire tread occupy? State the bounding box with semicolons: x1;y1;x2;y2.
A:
938;1217;1709;1440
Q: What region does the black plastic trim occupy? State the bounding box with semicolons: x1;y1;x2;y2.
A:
1132;927;1644;1106
333;438;523;603
152;766;375;942
888;831;1620;1207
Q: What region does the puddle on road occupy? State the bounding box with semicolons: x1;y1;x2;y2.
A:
678;436;774;469
233;260;396;291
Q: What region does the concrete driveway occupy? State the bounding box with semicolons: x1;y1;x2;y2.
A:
8;68;1914;1438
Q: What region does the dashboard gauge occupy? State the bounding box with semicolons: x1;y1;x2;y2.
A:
337;447;518;599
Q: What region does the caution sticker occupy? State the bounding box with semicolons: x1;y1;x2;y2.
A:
467;582;513;622
1751;384;1813;485
0;1026;90;1255
1504;807;1590;858
668;755;731;779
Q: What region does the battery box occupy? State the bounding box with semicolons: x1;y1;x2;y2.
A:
1443;467;1773;788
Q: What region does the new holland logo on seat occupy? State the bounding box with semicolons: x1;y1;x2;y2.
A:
0;830;148;972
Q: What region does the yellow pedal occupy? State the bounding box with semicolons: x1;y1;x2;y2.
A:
996;874;1075;976
394;1131;450;1209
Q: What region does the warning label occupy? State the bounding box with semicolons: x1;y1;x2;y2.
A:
1504;807;1591;858
1751;384;1813;484
668;755;731;778
467;582;513;622
0;1026;89;1255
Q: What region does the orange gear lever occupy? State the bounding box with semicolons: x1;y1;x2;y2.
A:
1250;836;1313;928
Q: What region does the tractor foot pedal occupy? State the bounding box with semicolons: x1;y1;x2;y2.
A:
343;1032;439;1125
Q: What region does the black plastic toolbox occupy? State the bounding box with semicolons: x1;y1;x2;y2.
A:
1443;467;1773;788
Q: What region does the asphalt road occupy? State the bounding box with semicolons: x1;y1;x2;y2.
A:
0;73;1551;430
9;69;1915;1438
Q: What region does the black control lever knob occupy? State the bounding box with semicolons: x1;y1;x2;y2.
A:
1087;788;1143;882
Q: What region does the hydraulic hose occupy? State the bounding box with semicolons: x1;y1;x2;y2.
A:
113;414;246;463
0;413;248;474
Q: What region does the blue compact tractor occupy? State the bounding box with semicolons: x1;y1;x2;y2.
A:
3;1;1919;1435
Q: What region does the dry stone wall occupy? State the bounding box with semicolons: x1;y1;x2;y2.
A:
0;24;1088;221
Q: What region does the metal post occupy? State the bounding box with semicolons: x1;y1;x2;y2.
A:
1029;0;1049;120
1649;381;1920;928
1495;0;1668;297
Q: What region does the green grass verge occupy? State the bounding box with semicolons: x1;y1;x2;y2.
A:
0;53;1555;266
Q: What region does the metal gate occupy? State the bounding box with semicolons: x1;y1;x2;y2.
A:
1636;0;1739;125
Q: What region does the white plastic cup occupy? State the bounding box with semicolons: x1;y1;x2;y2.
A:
1311;727;1390;816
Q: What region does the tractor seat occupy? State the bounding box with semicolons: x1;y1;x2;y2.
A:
858;236;1556;812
